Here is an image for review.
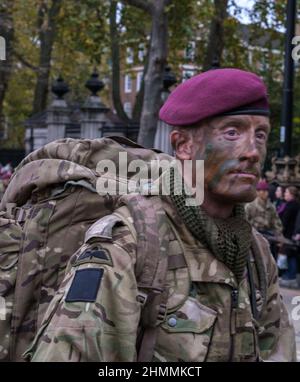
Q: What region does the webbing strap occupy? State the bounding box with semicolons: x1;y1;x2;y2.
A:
247;257;259;321
118;195;170;362
136;327;158;362
250;233;268;315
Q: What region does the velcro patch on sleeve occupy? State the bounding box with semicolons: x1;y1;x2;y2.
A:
65;268;103;302
75;246;113;267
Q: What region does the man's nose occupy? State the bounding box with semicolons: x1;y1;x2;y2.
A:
239;134;260;163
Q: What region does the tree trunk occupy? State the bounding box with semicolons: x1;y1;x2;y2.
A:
203;0;229;71
32;0;61;115
0;1;14;138
132;50;149;122
109;0;131;123
137;0;169;147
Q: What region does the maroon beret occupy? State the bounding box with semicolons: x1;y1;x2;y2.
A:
159;68;269;126
256;180;269;191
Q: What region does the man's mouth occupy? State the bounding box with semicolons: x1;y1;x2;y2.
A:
228;169;259;179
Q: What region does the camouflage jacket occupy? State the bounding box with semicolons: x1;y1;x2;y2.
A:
245;198;283;236
26;198;296;362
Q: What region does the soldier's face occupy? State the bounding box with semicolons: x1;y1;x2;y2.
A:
257;190;269;201
193;115;270;204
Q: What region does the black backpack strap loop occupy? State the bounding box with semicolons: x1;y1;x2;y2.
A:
247;256;259;321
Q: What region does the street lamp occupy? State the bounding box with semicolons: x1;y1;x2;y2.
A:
280;0;297;157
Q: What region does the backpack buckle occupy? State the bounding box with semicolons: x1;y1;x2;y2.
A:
136;291;148;307
5;203;17;219
156;303;167;324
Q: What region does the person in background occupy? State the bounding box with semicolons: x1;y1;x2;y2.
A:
268;181;278;203
279;186;300;288
245;179;283;259
274;186;286;215
292;210;300;288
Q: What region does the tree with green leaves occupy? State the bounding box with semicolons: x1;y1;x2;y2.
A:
0;0;294;157
32;0;62;115
110;0;132;123
203;0;229;70
121;0;171;147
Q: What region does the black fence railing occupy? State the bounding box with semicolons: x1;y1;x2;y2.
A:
102;123;139;142
64;122;140;143
0;149;26;167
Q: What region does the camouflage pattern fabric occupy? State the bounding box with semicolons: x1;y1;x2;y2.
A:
0;182;5;203
0;137;173;362
0;212;22;360
245;198;283;236
27;196;296;362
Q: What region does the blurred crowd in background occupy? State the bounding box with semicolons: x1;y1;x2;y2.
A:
246;180;300;289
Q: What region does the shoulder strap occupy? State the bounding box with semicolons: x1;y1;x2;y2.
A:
119;195;171;361
247;257;259;321
122;195;189;361
248;230;268;321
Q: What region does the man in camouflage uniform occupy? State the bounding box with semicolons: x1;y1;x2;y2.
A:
27;69;296;362
245;179;283;259
246;179;283;236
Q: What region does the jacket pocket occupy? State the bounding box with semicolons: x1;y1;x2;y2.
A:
154;297;217;362
22;290;64;362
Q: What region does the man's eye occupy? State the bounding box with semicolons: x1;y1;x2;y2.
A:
224;129;239;138
256;132;267;141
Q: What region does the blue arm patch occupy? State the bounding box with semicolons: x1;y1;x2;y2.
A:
65;268;104;302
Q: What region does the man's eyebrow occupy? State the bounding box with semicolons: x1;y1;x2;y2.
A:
256;124;271;132
207;117;244;129
218;117;249;127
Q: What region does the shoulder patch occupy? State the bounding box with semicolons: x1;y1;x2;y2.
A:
65;268;103;302
84;214;124;243
75;246;113;267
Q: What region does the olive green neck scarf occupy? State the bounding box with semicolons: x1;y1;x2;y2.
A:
168;166;252;282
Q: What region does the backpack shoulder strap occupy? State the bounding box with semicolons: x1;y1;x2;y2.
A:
248;229;268;320
117;195;171;361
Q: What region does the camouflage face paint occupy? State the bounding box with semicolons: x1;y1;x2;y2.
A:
194;115;269;205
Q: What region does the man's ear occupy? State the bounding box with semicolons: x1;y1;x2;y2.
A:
170;129;194;160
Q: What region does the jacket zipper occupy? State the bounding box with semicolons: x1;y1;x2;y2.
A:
229;288;238;362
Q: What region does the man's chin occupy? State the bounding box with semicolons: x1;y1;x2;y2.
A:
233;188;257;203
214;187;257;204
240;193;257;203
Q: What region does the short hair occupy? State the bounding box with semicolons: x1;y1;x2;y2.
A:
287;186;298;199
170;118;210;150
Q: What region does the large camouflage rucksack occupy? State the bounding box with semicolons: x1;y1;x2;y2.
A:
0;136;174;362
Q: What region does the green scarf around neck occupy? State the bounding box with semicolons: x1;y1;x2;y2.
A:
168;166;252;282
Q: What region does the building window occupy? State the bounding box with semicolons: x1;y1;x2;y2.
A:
138;43;145;62
126;47;134;64
124;102;132;118
124;74;132;93
259;53;269;72
184;41;196;61
136;72;143;92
